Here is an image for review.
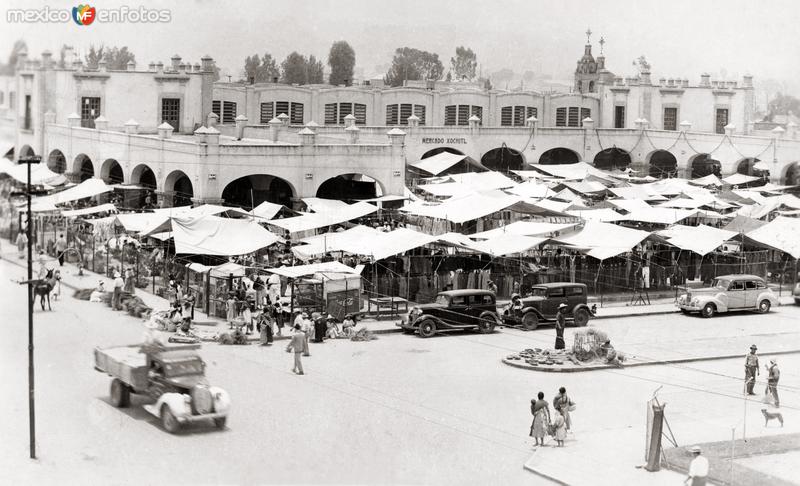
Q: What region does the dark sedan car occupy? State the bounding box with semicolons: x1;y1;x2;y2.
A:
397;289;500;338
502;282;595;331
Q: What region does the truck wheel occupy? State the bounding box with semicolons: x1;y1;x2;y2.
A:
522;312;539;331
573;308;590;327
701;303;716;318
161;405;180;434
758;300;771;314
110;378;130;408
214;417;227;429
478;312;497;334
418;319;436;338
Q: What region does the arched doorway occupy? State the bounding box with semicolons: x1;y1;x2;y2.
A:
690;154;721;179
18;145;35;161
47;149;67;174
100;158;124;184
481;146;526;172
165;170;194;207
316;173;383;200
420;147;464;159
736;157;769;180
131;164;158;208
539;147;580;165
783;162;800;186
648;150;678;178
73;154;94;182
222;174;295;208
593;147;631;171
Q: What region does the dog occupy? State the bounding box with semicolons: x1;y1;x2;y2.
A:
761;408;784;427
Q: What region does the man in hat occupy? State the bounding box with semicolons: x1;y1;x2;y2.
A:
554;303;567;350
112;271;124;310
767;359;780;407
686;446;708;486
744;345;759;395
286;324;305;375
487;280;498;294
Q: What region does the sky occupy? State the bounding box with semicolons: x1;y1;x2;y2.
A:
1;0;799;92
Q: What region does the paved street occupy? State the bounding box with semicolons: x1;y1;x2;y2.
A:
2;257;799;485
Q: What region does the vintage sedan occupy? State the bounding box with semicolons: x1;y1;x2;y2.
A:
397;289;500;338
501;282;595;330
677;274;778;318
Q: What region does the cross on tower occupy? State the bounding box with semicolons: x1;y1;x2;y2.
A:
585;28;592;44
599;36;605;55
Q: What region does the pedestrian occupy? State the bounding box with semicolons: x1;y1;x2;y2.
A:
529;391;551;447
286;324;305;375
123;268;135;295
744;344;759;395
253;274;265;307
242;302;253;335
313;312;327;343
553;387;574;431
55;233;67;266
552;408;567;447
258;308;274;345
685;445;708;486
112;271;124;310
766;359;780;407
16;231;28;259
554;303;567;350
513;280;521;295
37;250;49;279
226;293;237;329
342;314;356;338
487;280;498;294
273;302;284;336
301;312;312;357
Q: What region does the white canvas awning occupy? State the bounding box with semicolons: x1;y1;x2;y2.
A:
527;162;612;181
265;261;360;278
115;212;169;233
210;261;248;278
722;173;761;186
292;225;381;259
33;178;112;206
250;201;285;220
417;171;516;197
400;190;524;224
467;234;547;256
269;201;377;233
566;208;625;222
744;216;800;258
0;159;63;185
469;221;578;240
608;186;667;201
554;220;651;260
616;207;697;225
655;224;738;256
409;151;468;175
61;203;117;218
507;180;556;199
688;174;723;187
293;227;438;261
145;215;282;256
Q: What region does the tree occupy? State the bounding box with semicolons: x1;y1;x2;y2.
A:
384;47;444;87
242;53;279;83
491;68;515;89
328;41;355;86
58;44;71;68
306;55;324;84
85;45;136;70
450;46;477;81
0;39;27;74
281;52;308;84
766;93;800;121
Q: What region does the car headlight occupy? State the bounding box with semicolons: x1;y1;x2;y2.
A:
691;298;699;306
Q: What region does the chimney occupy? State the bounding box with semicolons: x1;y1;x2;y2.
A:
407;114;420;128
343;113;356;128
126;59;136;71
679;120;692;132
526;116;538;128
205;126;220;145
156;62;164;74
193;125;208;144
468;114;481;133
277;112;290;127
201;55;214;73
582;117;594;130
41;50;53;69
171;54;181;72
98;59;107;72
724;123;735;136
62;46;74;67
67;112;81;127
207;112;219;128
387;127;406;146
700;73;711;87
742;74;753;88
268;117;283;142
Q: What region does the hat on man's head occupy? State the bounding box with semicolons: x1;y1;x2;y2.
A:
689;445;702;454
770;359;777;365
301;311;308;317
750;344;757;350
558;303;568;309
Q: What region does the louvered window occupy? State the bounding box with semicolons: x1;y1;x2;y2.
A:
386;104;399;125
260;103;274;123
414;105;426;125
580;108;591;126
324;103;337;124
556;107;567;127
353;103;366;125
212;100;221;120
221;101;237;123
444;105;457;125
290;103;304;124
568;107;580;127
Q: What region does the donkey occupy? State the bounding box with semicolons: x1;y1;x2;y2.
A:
33;268;58;311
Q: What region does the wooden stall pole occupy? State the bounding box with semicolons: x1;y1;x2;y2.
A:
205;271;211;316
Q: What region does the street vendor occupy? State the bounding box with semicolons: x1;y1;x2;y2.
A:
326;315;341;339
554;304;567;350
342;314;356;338
600;339;623;365
506;293;523;314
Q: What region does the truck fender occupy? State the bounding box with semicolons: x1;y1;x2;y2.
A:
520;307;544;320
209;386;231;414
758;292;779;306
153;392;191;418
705;295;728;313
571;303;593;316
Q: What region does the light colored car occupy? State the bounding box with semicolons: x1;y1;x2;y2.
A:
677;274;778;318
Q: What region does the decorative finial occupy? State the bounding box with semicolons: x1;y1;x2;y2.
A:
599;36;605;55
585;28;592;44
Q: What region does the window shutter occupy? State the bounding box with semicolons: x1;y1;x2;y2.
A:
501;106;513;126
290;103;304;124
324;103;336;125
386;104;398;125
260;102;274;124
354;103;367;125
414;105;426;125
444;105;457;126
399;104;413;125
556;107;566;127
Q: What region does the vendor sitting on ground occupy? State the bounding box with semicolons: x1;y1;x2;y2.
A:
326;315;341;339
600;339;624;365
342;314;356;338
90;280;106;302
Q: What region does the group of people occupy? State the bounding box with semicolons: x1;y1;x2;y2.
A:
285;311;358;375
529;387;575;447
744;344;780;407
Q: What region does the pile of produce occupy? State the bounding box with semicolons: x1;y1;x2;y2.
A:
351;328;377;342
218;329;249;345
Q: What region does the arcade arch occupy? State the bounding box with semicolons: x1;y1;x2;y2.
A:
47;149;67;174
221;174;295;208
480;146;526;172
538;147;580;165
593;147;631;171
647;150;678;178
73;154;94;182
316;173;384;200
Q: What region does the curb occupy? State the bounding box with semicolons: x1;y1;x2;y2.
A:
502;347;800;373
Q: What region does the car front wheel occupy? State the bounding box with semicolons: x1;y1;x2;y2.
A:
110;378;130;408
521;312;538;331
573;308;590;327
701;303;716;318
758;300;771;314
478;312;497;334
161;405;180;434
418;319;436;338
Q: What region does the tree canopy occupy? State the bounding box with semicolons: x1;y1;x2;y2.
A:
242;53;280;83
85;45;136;70
450;46;477;81
766;93;800;121
328;41;355;86
0;39;27;74
280;52;324;85
384;47;444;87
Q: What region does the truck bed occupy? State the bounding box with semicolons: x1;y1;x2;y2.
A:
94;345;149;390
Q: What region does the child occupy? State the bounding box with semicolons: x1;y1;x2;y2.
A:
553;409;567;447
242;303;253;335
226;293;237;329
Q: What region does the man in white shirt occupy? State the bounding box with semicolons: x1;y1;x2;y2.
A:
686;445;708;486
112;271;125;310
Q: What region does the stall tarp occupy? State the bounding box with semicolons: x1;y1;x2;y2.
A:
616;207;696;225
359;195;408;203
607;198;653;213
152;215;282;256
61;203;117;218
188;204;253;218
655;224;738;256
0;159;63;185
688;174;723;187
269;201;377;233
561;180;609;195
554;220;651;260
467;234;547;256
33;178;113;206
565;208;625;222
722;173;761;186
722;215;767;234
512;197;573;216
507;180;557;199
266;261;360;278
417;172;517;197
292;225;381;259
608;185;667;201
469;221;578;240
185;262;212;273
115;212;170;233
210;261;247;278
744;216;800;259
356;228;439;260
400;190;523;224
527;162;612;181
249;201;286;220
409;152;468;175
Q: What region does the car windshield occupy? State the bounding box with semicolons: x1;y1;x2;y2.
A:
711;278;730;289
528;288;547;297
435;294;450;306
164;360;203;377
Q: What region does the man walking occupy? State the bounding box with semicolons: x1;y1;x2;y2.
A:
744;344;759;395
767;359;780;407
286;324;305;375
112;271;124;310
686;445;708;486
554;303;567;350
55;234;67;266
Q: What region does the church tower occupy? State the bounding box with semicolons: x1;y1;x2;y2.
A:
574;28;600;93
